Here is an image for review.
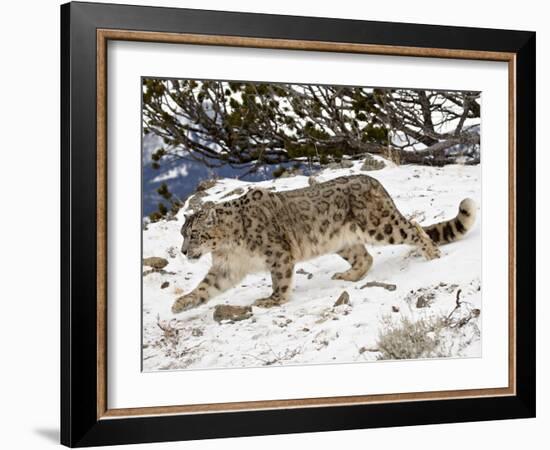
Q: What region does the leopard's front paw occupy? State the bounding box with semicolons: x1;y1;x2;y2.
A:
171;294;204;314
331;270;366;282
423;245;441;260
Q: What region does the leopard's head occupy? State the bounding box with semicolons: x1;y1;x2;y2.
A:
180;206;225;260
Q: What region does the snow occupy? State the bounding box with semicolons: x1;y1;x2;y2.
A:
142;159;481;371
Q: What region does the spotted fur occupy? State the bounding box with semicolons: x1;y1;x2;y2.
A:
171;175;476;313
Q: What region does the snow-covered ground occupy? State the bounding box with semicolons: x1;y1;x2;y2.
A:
142;159;481;371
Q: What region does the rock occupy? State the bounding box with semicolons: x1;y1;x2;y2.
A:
187;191;207;211
196;179;217;192
391;305;400;313
333;291;350;307
416;295;432;308
143;256;169;270
360;281;397;291
296;268;311;276
273;317;292;328
340;160;354;168
279;167;303;178
360;155;386;171
213;304;253;323
327;160;354;170
160;281;169;289
222;187;245;198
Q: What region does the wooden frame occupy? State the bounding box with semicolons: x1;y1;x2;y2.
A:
61;1;535;447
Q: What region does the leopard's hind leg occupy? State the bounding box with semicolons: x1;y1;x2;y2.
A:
332;244;373;281
375;216;440;260
407;221;441;260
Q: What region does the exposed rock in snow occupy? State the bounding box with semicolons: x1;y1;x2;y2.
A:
333;291;350;307
143;256;169;269
213;305;253;323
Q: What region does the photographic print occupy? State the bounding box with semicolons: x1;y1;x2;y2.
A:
62;5;535;444
141;78;482;371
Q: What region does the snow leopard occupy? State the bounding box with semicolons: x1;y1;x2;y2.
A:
171;174;476;313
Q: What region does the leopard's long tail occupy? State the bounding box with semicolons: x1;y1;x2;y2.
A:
422;198;477;245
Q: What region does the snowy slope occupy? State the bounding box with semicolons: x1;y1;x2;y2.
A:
142;159;481;371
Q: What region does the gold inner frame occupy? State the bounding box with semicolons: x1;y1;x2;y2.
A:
96;29;517;420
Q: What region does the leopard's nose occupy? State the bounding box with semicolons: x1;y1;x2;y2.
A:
181;247;187;256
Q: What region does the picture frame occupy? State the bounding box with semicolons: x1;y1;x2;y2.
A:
60;1;536;447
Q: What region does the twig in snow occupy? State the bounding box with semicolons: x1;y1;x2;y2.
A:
156;314;187;338
445;289;463;322
246;343;303;366
444;289;481;328
360;281;397;291
242;353;272;365
358;346;380;354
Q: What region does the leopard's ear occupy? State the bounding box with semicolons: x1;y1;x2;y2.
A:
205;207;218;226
181;212;190;226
